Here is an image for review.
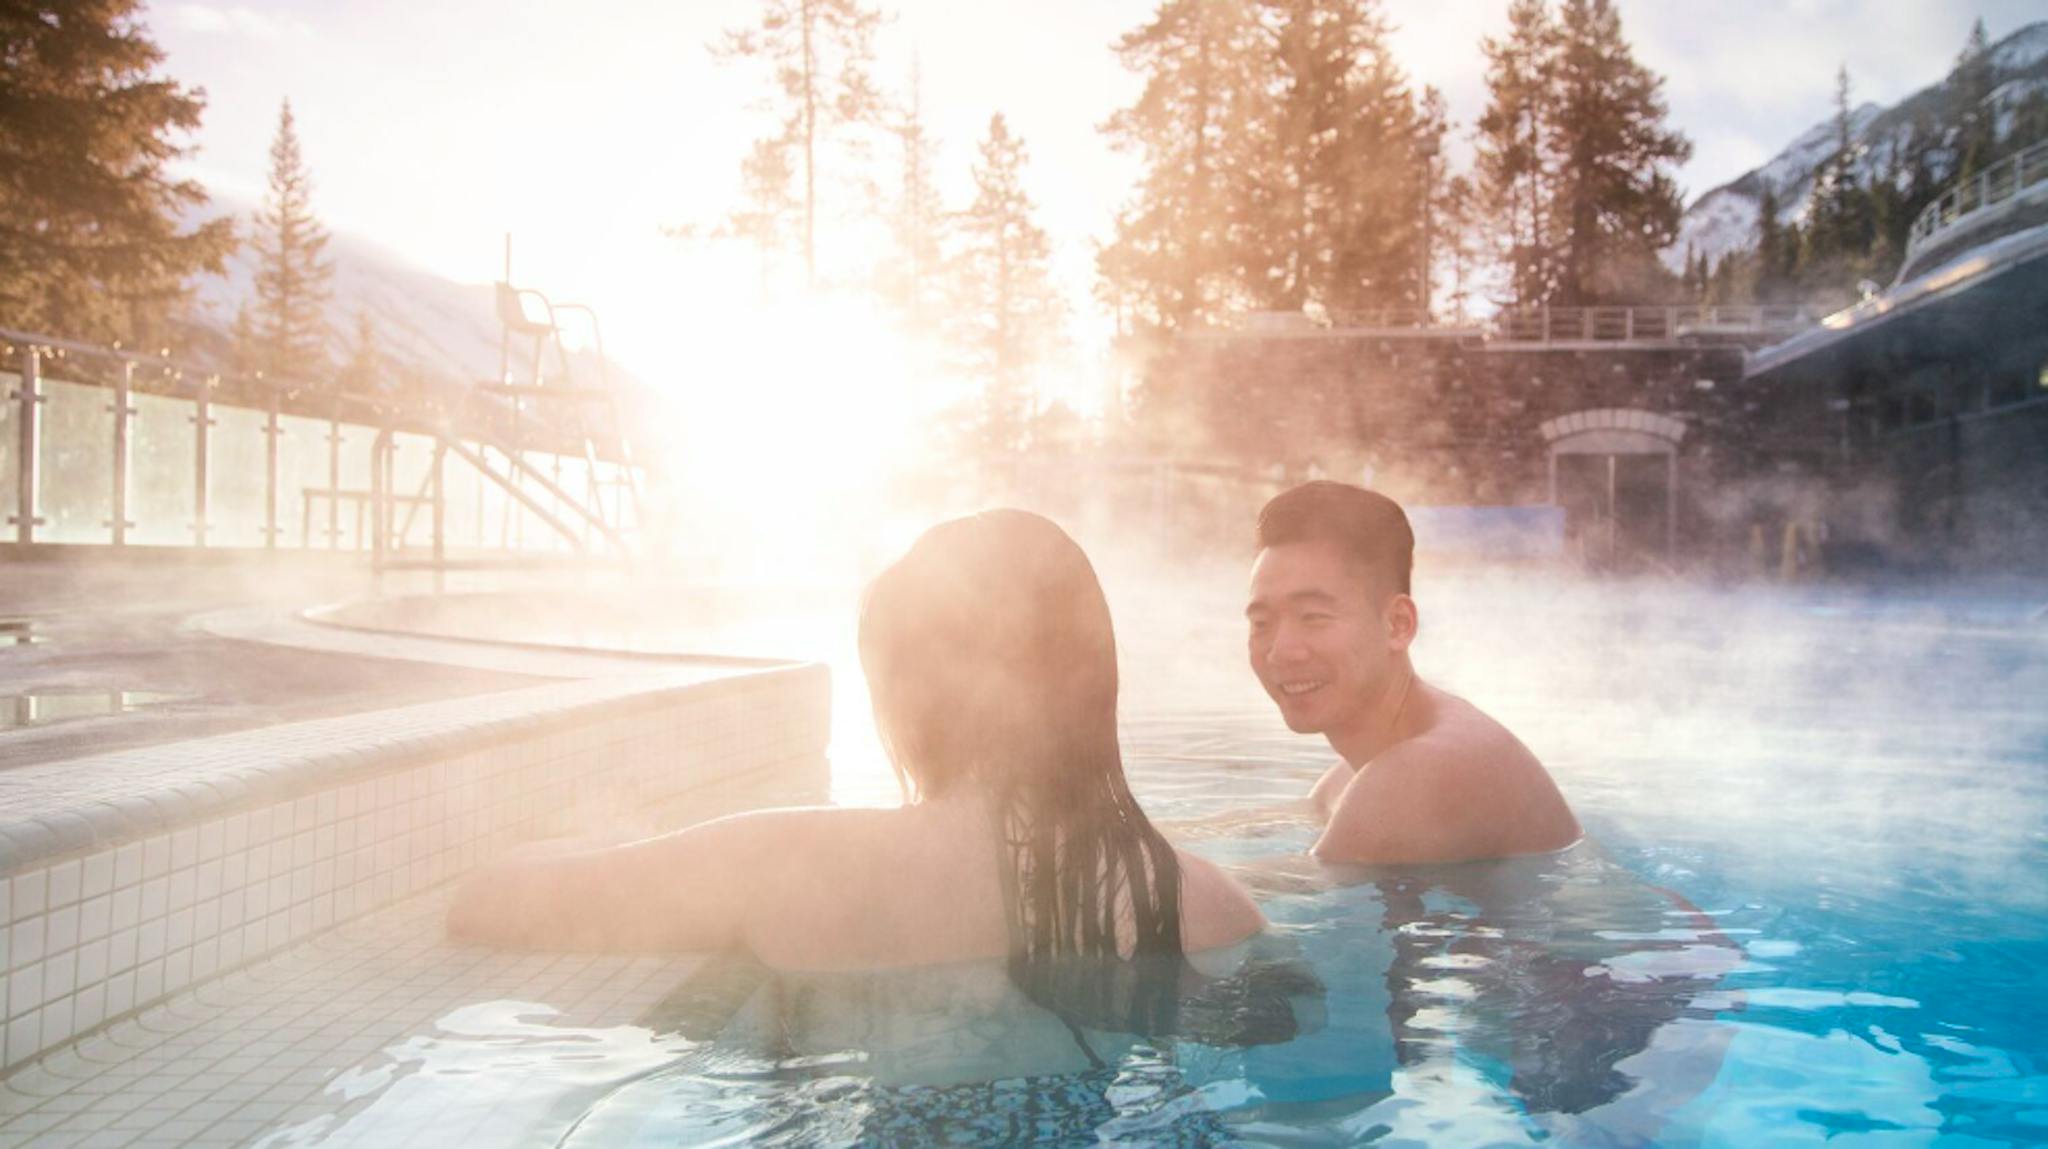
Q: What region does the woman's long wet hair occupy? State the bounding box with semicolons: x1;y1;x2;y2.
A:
858;510;1185;1030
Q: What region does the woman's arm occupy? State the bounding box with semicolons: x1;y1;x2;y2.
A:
446;809;798;952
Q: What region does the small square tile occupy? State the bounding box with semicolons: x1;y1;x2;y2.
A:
136;921;165;965
197;820;224;863
12;914;46;966
142;837;171;880
75;939;108;988
43;950;74;1003
114;843;143;890
6;1012;40;1065
48;905;79;954
73;983;105;1033
109;887;139;933
11;961;43;1018
78;896;110;945
47;861;82;909
103;970;135;1017
170;829;197;871
13;870;49;920
106;929;137;975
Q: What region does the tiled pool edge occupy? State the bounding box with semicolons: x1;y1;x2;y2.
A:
0;661;831;1074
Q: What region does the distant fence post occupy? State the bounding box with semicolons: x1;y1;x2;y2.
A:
326;401;343;549
10;348;42;545
192;377;214;546
263;394;282;550
109;360;135;545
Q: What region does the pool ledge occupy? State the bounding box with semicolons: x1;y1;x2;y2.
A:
0;604;831;1073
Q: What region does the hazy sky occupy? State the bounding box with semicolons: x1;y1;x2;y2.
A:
155;0;2044;371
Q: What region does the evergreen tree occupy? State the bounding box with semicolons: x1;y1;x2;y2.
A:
724;137;802;291
1547;0;1692;304
715;0;885;288
1799;65;1874;292
1238;0;1429;316
1099;0;1261;334
1434;173;1484;323
0;0;234;343
1474;0;1559;307
951;114;1061;456
1751;179;1800;303
1947;19;1995;182
344;309;382;396
882;55;945;327
250;100;333;382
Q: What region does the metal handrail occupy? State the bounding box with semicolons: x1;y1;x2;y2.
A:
1209;305;1816;343
1902;137;2048;264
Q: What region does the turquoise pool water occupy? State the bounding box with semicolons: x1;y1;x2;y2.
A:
270;576;2048;1146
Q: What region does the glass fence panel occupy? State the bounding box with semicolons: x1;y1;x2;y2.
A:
210;403;270;548
276;414;333;549
38;379;114;544
129;391;198;546
388;432;437;554
520;450;570;553
440;443;484;551
0;373;19;528
333;422;375;551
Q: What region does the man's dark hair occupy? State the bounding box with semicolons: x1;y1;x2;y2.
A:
1256;481;1414;596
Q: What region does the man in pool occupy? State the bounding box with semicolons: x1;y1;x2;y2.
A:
1246;481;1581;865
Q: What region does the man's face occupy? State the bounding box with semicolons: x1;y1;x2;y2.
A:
1246;539;1410;740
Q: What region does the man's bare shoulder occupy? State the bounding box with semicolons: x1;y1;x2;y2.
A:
1405;686;1544;774
1315;685;1579;864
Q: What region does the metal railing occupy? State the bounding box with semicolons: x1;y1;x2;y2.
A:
0;327;642;564
1903;138;2048;264
1208;305;1816;343
1491;305;1815;344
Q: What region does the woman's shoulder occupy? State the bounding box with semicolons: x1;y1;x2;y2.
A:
1172;847;1266;953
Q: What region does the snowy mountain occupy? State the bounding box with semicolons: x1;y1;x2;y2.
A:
178;191;618;393
1663;20;2048;273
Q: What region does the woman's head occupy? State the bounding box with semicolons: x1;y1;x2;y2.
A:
858;510;1185;1025
859;509;1119;803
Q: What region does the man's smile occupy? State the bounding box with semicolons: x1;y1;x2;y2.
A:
1278;679;1327;697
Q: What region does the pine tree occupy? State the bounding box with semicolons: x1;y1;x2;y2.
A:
1237;0;1429;316
1099;0;1262;334
1547;0;1692;304
715;0;885;288
882;55;946;327
951;114;1061;456
724;137;802;291
1752;180;1800;303
344;309;382;396
1799;64;1873;293
0;0;234;343
1434;173;1483;323
1474;0;1559;307
1948;19;1995;183
250;100;333;382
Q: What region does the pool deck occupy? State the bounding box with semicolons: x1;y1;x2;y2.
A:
0;560;834;1144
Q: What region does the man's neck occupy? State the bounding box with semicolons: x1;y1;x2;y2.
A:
1329;661;1417;769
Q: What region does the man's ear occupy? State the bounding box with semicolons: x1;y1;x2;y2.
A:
1384;594;1418;652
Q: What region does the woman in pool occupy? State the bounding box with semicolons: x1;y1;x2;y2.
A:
448;509;1264;1019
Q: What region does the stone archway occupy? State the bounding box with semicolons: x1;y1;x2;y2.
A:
1539;408;1687;566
